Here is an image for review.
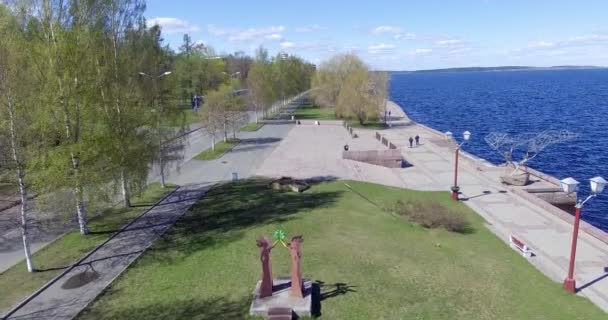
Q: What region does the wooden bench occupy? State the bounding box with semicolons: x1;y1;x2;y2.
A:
509;235;532;258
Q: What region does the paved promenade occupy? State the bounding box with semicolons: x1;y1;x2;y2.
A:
257;101;608;312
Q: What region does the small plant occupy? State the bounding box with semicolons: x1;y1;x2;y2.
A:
395;200;471;233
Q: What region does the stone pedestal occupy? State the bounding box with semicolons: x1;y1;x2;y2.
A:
249;277;312;318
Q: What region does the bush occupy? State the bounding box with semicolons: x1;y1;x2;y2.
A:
395;200;471;233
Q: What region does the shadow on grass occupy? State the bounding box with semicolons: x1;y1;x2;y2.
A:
311;280;357;317
149;179;342;264
239;137;282;145
78;297;251;320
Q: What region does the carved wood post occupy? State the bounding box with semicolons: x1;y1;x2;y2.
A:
257;236;274;298
288;236;304;298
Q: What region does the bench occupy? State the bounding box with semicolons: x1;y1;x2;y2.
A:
509;235;532;258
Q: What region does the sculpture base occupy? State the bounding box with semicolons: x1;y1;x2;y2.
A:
249;277;312;318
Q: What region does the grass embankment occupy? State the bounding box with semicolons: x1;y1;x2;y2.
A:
347;120;389;130
240;122;265;132
0;183;176;313
194;139;240;161
293;104;337;120
78;180;605;320
293;105;388;129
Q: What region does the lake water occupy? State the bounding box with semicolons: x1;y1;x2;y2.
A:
389;69;608;231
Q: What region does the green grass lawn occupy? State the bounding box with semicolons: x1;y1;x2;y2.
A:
177;109;201;126
348;120;389;130
160;108;201;127
0;183;176;313
77;180;605;320
240;122;265;132
194;139;240;161
293;104;337;120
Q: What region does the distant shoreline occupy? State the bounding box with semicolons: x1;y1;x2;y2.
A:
389;65;607;74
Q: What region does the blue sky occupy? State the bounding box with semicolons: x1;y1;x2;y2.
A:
146;0;608;70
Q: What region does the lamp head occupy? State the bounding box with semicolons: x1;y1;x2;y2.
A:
463;130;471;141
590;176;607;195
560;177;580;194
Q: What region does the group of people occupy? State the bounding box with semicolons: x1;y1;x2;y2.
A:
409;135;420;148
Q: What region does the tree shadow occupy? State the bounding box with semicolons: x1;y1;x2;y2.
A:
238;137;282;145
146;179;342;265
76;296;252;320
311;280;357;317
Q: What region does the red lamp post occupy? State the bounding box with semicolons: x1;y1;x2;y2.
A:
446;130;471;201
560;176;607;293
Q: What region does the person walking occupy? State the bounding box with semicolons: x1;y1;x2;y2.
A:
415;135;420;146
409;136;414;148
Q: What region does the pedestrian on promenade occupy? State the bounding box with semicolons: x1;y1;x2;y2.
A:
415;135;420;146
409;136;414;148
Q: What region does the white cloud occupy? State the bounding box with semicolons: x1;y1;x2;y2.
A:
447;47;472;55
435;39;463;46
148;17;200;34
369;43;396;50
280;41;296;48
527;34;608;51
229;26;285;41
372;26;403;34
295;24;324;32
265;34;283;40
194;40;206;46
368;43;396;54
414;48;432;54
394;33;417;40
530;41;555;48
207;25;286;42
207;25;233;36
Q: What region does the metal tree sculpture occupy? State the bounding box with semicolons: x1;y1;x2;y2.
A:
485;130;577;176
288;235;304;298
256;236;275;298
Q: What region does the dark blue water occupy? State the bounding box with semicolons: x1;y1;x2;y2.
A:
389;69;608;231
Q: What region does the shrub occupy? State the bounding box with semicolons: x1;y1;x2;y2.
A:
395;200;471;233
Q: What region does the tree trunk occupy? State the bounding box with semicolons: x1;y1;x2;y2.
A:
223;121;228;142
7;99;35;272
121;168;131;208
19;177;34;272
75;187;89;235
158;133;165;188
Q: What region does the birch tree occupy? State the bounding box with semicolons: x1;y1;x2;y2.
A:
30;0;99;234
247;52;274;123
0;6;35;271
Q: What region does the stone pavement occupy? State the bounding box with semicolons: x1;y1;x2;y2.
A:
3;184;210;320
257;101;608;312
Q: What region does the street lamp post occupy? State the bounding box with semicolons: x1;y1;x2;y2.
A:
560;176;607;293
446;130;471;201
138;71;172;188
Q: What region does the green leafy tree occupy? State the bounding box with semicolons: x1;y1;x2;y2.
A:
247;47;275;123
0;5;35;271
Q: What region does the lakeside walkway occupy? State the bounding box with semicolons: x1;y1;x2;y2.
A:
257;101;608;312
